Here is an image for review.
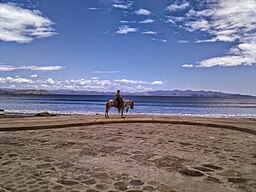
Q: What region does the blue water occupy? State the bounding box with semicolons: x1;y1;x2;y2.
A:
0;94;256;118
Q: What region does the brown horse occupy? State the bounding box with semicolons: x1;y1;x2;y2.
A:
105;99;134;118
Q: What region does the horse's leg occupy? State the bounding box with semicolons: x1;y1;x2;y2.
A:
105;102;109;118
106;108;110;118
107;105;111;118
121;107;124;118
105;103;107;118
105;108;109;118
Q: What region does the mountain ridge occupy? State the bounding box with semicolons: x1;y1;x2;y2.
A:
0;89;254;98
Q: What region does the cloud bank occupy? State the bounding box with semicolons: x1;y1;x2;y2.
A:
109;0;256;66
0;65;65;71
175;0;256;67
0;76;166;92
0;3;56;43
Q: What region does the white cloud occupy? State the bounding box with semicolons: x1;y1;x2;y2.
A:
0;76;34;84
185;19;210;32
114;79;148;85
178;0;256;67
182;64;193;68
177;40;189;43
0;65;65;71
113;3;132;9
152;38;167;43
68;79;91;86
134;85;152;92
139;19;154;24
141;31;157;35
88;8;100;11
166;0;189;12
165;16;184;24
30;74;38;78
29;66;65;71
114;79;166;85
135;8;151;15
46;78;55;85
0;3;56;43
196;56;254;68
186;9;214;18
116;25;138;34
186;0;256;43
41;84;50;88
186;39;256;67
120;20;137;24
195;39;218;43
152;81;164;85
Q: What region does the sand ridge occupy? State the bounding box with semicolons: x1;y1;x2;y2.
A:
0;114;256;135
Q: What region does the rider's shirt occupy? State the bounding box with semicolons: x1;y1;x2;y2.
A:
116;93;121;99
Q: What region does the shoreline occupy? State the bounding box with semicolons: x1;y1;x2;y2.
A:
2;111;256;119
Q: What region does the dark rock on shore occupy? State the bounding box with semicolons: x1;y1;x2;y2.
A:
179;168;204;177
35;112;56;117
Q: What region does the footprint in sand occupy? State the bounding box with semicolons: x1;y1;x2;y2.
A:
179;168;204;177
204;176;221;183
202;164;223;170
193;166;214;172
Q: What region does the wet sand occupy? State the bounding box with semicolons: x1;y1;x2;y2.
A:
0;114;256;192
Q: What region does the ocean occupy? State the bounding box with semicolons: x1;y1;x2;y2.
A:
0;94;256;118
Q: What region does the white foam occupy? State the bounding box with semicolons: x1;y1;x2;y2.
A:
5;109;98;115
5;109;256;119
129;112;256;119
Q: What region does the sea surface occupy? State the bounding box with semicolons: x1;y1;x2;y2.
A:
0;94;256;118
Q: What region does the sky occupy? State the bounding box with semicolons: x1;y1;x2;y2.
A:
0;0;256;95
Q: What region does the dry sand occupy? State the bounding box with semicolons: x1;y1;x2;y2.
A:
0;114;256;192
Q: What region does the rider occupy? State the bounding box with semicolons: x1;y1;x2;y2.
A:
115;90;122;112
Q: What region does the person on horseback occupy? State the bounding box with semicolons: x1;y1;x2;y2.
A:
115;90;122;113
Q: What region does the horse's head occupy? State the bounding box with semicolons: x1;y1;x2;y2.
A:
130;100;134;109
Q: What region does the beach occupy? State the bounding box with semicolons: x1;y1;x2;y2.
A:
0;114;256;192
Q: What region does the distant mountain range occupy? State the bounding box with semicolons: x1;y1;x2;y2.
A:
0;88;254;98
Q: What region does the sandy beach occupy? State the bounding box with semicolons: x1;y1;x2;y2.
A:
0;114;256;192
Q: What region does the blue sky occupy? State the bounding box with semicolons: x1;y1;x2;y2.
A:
0;0;256;95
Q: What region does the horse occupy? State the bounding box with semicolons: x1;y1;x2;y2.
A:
105;99;134;118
